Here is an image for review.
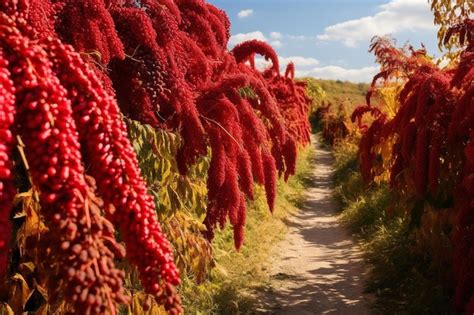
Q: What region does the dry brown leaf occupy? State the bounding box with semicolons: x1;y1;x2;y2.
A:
8;274;30;314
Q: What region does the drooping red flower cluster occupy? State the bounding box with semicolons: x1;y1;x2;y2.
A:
0;10;181;314
263;62;312;180
354;20;474;313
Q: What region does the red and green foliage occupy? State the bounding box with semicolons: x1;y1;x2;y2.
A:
353;18;474;313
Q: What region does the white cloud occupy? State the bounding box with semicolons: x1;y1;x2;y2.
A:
297;65;379;82
318;0;436;47
270;40;283;48
280;56;320;67
229;31;266;46
270;32;283;40
254;57;271;69
237;9;253;19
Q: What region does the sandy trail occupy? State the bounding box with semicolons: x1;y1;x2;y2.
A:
256;139;371;315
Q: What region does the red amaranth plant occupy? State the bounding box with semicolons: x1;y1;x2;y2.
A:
47;38;182;313
0;10;181;313
1;19;128;313
447;19;474;313
355;36;452;190
54;0;125;65
263;73;311;179
197;75;276;249
357;20;474;313
0;0;311;268
232;39;280;75
107;1;207;175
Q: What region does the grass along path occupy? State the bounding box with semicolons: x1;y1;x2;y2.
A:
181;144;315;314
256;137;372;314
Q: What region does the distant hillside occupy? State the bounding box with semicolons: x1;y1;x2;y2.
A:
313;79;369;106
300;77;374;117
300;78;372;117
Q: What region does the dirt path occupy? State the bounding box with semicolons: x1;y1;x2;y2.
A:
256;139;371;315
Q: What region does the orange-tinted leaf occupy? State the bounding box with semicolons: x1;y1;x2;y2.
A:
8;274;30;314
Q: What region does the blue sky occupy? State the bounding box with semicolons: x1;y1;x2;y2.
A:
208;0;441;82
